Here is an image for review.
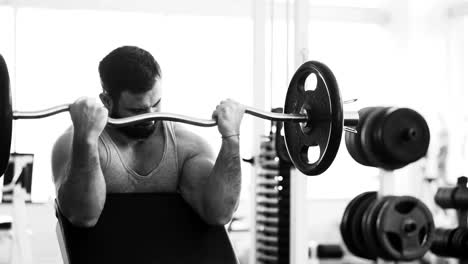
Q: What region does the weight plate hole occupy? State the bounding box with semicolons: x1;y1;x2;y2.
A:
404;222;417;233
418;227;428;245
403;128;418;141
305;73;318;91
395;201;416;215
386;232;403;252
305;145;320;164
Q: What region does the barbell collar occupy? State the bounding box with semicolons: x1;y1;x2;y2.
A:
12;103;359;128
245;106;307;122
344;111;359;127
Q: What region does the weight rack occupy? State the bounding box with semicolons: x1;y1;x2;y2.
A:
254;110;293;264
432;176;468;263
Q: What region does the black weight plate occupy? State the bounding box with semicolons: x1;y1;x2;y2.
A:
371;107;407;170
360;107;390;169
451;227;468;258
360;197;380;259
340;191;377;259
434;187;455;209
340;192;367;257
275;134;291;164
430;228;453;257
284;61;343;176
376;195;435;261
0;54;12;178
378;108;430;166
362;196;395;260
271;109;291;164
345;107;377;167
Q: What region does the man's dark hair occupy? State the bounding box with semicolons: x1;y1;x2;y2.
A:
99;46;161;100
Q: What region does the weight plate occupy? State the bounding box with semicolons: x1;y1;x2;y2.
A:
284;61;343;176
271;108;292;164
275;134;291;164
340;191;378;260
434;187;455;209
430;228;453;257
376;195;435;261
431;227;468;258
345;107;377;167
360;107;389;169
0;54;12;178
451;227;468;258
361;196;395;260
378;108;430;166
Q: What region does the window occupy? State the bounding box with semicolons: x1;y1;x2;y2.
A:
309;0;384;8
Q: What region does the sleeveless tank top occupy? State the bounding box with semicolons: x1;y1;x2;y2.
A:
98;121;180;193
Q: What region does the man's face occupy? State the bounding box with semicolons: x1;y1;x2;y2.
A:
111;80;162;139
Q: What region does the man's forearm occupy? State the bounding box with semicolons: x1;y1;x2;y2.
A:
202;137;242;225
58;136;106;227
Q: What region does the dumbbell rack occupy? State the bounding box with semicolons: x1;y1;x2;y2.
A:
341;105;434;264
254;117;292;264
432;176;468;264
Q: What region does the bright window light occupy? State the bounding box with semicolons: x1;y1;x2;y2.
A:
309;0;385;8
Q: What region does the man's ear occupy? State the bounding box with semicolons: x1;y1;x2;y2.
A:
99;92;113;113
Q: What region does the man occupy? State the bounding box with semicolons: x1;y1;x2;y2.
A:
51;46;244;227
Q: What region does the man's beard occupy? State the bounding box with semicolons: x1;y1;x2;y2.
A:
111;111;157;140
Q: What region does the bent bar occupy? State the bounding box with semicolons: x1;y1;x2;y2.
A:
13;104;359;128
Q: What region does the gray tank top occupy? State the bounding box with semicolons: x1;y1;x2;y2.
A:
99;121;180;193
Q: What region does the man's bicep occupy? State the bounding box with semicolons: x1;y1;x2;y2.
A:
179;155;214;213
178;134;215;214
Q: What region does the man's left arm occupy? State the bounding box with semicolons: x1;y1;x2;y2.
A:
178;99;244;225
179;135;241;225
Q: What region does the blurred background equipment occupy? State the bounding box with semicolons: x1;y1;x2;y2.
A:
345;107;430;171
2;153;33;203
341;192;435;261
253;109;293;263
431;176;468;262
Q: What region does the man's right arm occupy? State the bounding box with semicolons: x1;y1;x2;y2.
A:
52;98;108;228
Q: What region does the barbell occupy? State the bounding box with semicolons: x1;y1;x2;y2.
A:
0;54;359;177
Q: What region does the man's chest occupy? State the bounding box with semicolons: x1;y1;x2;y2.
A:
116;136;166;176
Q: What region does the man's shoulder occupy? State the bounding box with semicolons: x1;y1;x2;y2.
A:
172;123;213;158
172;123;202;143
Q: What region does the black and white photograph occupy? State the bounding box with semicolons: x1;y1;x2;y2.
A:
0;0;467;263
